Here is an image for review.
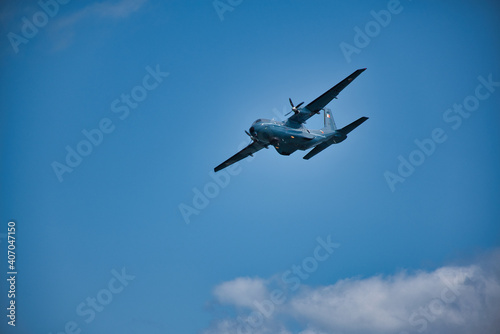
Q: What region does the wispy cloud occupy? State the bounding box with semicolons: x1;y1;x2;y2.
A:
55;0;148;29
48;0;148;51
204;250;500;334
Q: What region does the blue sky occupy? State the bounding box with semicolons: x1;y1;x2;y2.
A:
1;0;500;333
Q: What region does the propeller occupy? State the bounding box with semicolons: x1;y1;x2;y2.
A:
245;130;257;141
245;130;269;149
285;98;304;116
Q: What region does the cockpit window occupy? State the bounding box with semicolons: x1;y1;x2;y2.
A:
254;118;271;124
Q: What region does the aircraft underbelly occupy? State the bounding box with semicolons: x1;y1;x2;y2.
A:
260;125;324;155
272;131;321;155
274;143;297;155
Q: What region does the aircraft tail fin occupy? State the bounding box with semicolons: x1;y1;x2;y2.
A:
323;108;337;130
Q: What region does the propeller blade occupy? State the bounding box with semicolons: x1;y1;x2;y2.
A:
245;130;259;143
289;98;303;115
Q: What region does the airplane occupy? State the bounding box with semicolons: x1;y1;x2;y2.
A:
214;68;368;172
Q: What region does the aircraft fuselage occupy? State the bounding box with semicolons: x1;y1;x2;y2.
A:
249;119;346;156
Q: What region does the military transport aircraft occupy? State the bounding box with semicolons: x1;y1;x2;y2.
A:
214;68;368;172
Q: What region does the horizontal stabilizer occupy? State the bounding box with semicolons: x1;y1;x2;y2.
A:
303;141;333;160
338;117;368;135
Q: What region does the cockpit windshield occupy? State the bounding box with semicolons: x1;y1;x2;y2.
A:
253;118;270;124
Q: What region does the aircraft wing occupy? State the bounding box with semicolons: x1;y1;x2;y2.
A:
305;68;366;113
214;141;265;172
286;68;366;126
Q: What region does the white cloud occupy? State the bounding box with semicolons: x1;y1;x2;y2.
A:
213;276;269;309
290;266;479;333
205;250;500;334
204;318;293;334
